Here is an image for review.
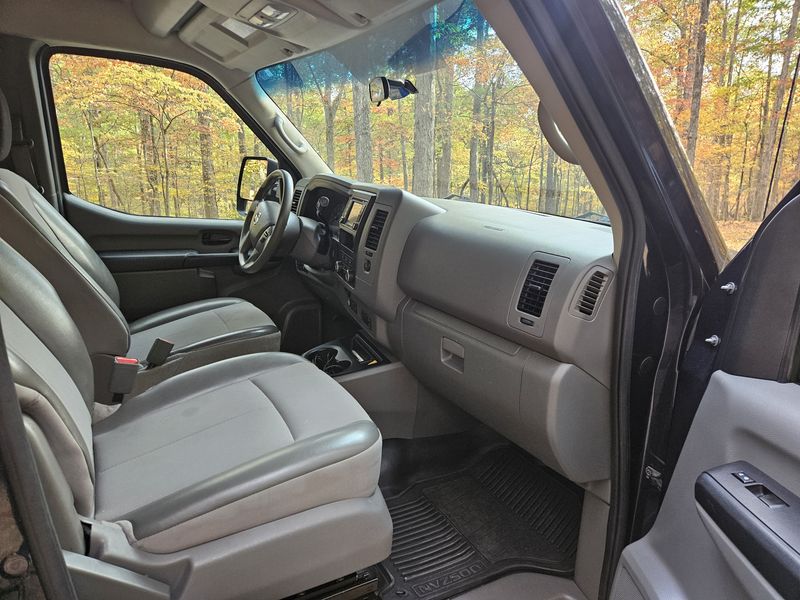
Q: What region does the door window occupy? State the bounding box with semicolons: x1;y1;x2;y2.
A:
49;53;275;219
623;0;800;251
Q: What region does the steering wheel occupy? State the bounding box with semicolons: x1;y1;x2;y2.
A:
238;169;294;274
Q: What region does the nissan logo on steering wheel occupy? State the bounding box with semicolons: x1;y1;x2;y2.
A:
253;210;261;224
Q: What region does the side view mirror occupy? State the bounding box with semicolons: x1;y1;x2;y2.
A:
237;156;278;212
369;77;418;106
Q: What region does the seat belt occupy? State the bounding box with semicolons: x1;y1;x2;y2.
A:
9;114;43;193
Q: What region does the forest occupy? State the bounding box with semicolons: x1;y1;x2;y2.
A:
50;0;800;250
623;0;800;248
257;2;607;221
51;54;268;220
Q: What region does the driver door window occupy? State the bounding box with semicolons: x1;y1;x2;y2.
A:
48;53;276;219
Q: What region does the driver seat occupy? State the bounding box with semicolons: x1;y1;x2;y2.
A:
0;89;280;398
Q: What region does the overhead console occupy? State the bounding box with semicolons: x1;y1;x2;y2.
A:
134;0;437;71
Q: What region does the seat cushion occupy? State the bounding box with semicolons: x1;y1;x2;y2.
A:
128;297;279;360
92;353;382;553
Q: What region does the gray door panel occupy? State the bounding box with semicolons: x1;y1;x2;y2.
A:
63;194;242;254
612;371;800;599
62;194;322;351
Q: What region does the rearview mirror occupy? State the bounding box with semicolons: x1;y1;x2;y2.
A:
369;77;418;106
237;156;278;212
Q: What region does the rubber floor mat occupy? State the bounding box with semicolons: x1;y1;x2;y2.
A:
377;446;582;599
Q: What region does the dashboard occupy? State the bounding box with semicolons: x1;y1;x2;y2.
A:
291;173;616;486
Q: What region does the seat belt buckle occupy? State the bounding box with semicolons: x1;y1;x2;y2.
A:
145;338;175;368
109;356;140;399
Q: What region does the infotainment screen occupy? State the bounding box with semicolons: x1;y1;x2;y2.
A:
344;199;366;228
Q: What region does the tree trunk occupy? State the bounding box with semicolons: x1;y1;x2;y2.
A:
538;128;545;211
485;81;498;205
238;122;248;157
412;70;435;197
768;79;797;210
436;62;454;198
398;101;409;189
83;110;106;207
198;110;218;219
469;17;487;202
321;81;342;170
751;0;800;218
138;111;159;216
352;79;374;182
686;0;710;164
544;146;558;214
765;0;800;209
525;135;537;211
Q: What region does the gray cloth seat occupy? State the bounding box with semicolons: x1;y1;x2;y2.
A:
0;87;280;398
0;238;392;599
127;297;278;361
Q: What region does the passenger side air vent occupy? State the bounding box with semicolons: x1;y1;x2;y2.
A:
570;267;612;320
516;260;559;318
577;271;608;316
291;185;303;213
365;209;388;251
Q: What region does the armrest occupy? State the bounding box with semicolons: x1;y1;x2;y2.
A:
695;461;800;599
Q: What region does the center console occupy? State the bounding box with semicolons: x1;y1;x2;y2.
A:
294;174;442;351
303;333;388;377
334;189;374;287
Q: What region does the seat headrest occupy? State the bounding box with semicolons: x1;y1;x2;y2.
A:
0;88;10;163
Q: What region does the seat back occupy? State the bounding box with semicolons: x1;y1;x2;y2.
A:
0;89;129;364
0;236;96;507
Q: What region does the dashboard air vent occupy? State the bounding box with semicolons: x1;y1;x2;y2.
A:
517;260;559;318
365;209;388;251
576;270;608;317
291;185;303;213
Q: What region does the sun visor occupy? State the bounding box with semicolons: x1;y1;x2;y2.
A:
133;0;202;37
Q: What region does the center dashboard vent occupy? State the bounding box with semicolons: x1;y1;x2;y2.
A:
574;269;610;318
517;260;559;318
365;209;388;251
291;185;303;213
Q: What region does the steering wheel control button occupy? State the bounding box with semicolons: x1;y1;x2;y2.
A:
733;471;755;484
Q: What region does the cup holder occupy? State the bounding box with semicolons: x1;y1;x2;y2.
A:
306;348;352;376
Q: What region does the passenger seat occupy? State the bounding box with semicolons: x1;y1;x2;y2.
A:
1;237;392;599
0;87;280;399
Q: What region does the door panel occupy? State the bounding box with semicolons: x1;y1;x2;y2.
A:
113;269;217;321
64;194;242;318
64;194;242;254
64;194;322;351
614;185;800;600
613;371;800;599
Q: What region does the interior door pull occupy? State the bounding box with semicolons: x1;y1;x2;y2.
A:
201;231;233;246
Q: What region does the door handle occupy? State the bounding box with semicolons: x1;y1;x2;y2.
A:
201;231;234;246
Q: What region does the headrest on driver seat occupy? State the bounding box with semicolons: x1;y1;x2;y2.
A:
0;88;10;163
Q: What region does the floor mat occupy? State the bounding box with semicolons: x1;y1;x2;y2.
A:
377;446;583;600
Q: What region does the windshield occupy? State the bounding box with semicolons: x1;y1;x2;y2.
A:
256;0;607;223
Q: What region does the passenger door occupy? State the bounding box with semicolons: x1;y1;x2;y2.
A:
44;51;319;350
612;186;800;599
